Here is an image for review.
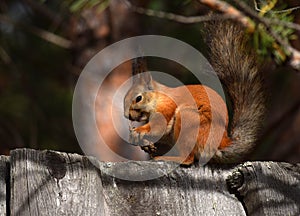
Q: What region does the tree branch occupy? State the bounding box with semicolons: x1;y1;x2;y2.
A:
253;0;300;14
232;0;300;70
197;0;255;30
124;0;300;70
122;0;232;23
0;14;72;49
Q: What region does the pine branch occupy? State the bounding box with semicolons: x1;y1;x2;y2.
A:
122;0;232;23
232;0;300;69
197;0;255;30
123;0;300;70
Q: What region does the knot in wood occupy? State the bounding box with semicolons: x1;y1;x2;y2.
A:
45;151;67;180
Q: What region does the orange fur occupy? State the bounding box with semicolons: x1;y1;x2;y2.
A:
125;20;265;164
125;79;231;165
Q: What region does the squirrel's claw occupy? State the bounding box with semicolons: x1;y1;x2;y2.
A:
129;128;153;147
141;143;157;155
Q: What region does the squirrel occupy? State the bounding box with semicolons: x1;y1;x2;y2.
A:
123;20;265;165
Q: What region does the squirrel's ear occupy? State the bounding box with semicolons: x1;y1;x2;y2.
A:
131;57;154;90
142;72;154;90
132;57;153;88
132;57;147;76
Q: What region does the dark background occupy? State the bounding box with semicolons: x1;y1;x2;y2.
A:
0;0;300;163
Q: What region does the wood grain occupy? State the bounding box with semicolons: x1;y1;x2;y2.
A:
0;155;9;216
9;149;245;216
10;149;107;216
227;161;300;216
2;149;299;215
99;161;246;216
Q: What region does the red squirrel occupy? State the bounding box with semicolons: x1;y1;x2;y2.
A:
123;21;265;165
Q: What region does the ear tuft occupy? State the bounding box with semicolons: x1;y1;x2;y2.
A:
142;72;154;90
132;57;147;76
132;57;152;87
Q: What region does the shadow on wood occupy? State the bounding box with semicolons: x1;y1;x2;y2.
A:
0;149;299;216
0;155;9;216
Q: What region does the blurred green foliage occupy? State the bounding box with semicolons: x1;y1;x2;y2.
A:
252;1;296;63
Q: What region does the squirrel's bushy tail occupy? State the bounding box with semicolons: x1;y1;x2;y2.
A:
205;20;266;162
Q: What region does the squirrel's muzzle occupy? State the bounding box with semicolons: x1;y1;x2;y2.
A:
128;109;149;122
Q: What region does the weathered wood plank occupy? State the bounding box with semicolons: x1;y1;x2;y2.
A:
9;149;300;216
227;162;300;216
10;149;245;216
99;162;245;216
0;155;9;216
10;149;108;216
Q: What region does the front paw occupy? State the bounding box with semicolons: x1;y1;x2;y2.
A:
129;128;152;147
141;143;157;155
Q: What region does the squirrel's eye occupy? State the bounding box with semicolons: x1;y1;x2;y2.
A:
135;95;142;103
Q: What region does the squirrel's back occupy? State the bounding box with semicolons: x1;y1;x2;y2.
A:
205;21;266;162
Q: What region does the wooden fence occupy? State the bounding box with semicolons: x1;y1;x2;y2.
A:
0;149;299;215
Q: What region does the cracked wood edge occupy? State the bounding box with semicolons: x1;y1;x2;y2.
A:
7;149;300;215
9;148;246;216
0;155;9;216
10;149;108;216
227;161;300;215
